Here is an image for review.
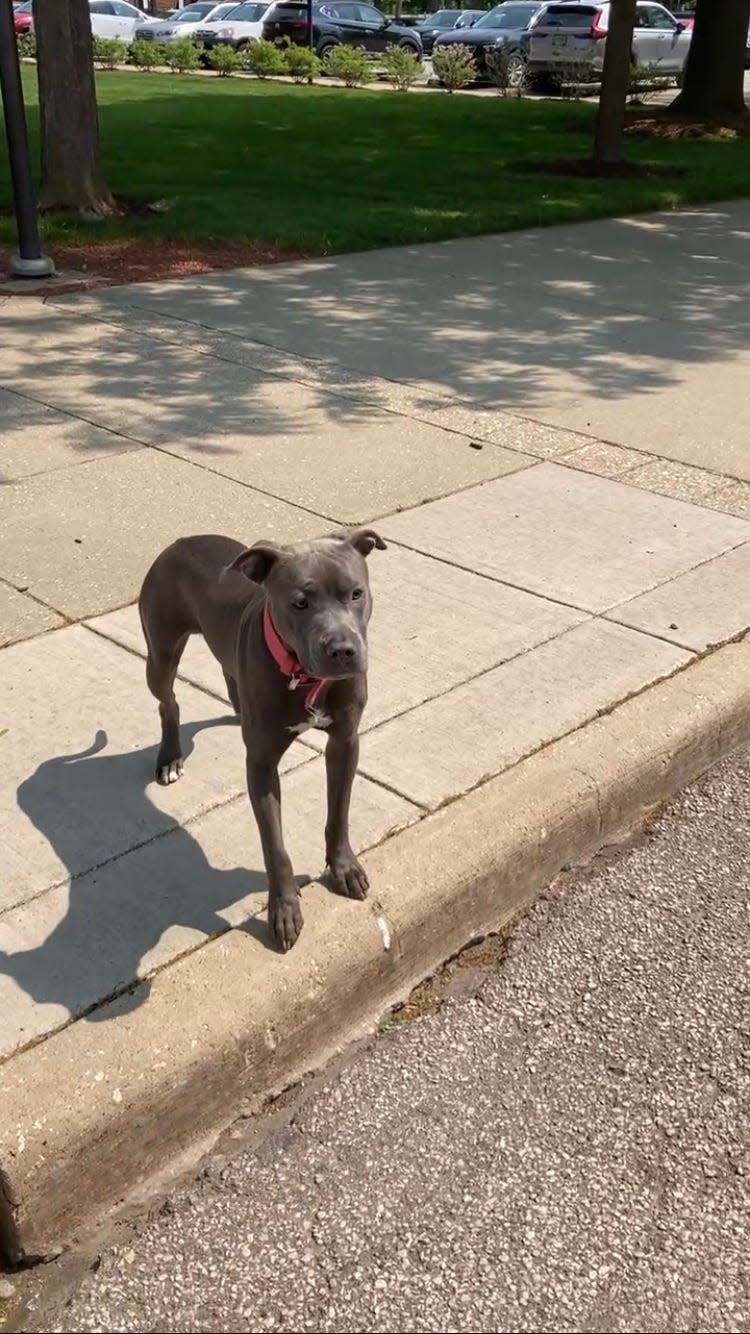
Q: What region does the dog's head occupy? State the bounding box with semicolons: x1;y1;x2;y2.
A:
228;527;386;679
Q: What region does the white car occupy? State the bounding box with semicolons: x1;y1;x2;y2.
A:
193;0;271;50
528;0;692;79
137;1;239;42
88;0;160;41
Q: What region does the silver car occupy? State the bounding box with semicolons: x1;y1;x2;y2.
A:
528;1;692;79
137;0;238;40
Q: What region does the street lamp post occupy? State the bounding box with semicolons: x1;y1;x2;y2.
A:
0;0;54;278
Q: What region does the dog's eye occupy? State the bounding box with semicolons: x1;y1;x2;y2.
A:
292;594;308;611
351;587;364;601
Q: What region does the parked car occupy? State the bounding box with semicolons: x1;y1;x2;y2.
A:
433;1;546;84
415;8;484;55
137;0;237;40
528;1;692;81
13;1;33;35
193;0;270;49
15;0;159;38
262;0;423;59
87;0;161;40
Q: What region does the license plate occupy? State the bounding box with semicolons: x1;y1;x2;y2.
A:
551;33;568;48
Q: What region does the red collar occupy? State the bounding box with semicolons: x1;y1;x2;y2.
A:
263;603;328;711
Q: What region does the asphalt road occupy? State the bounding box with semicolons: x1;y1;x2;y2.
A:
34;747;750;1333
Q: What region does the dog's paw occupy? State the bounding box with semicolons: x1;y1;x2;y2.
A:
156;758;183;785
329;855;369;901
269;893;303;953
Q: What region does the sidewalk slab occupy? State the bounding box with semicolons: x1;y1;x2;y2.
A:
0;388;135;484
87;543;587;734
0;759;416;1061
358;619;689;809
0;449;321;621
607;543;750;652
156;398;529;525
0;584;64;648
0;626;312;915
379;463;750;612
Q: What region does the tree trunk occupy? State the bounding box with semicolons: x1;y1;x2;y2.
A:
592;0;637;164
671;0;750;120
34;0;115;213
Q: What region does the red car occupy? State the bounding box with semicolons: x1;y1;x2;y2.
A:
14;2;34;34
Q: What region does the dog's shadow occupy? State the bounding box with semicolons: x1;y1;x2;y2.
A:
3;719;292;1031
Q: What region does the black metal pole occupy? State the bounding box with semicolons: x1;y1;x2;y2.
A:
0;0;54;277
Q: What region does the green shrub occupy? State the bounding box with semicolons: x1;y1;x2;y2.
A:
322;43;373;86
239;38;286;77
381;43;421;91
130;38;166;70
484;44;527;96
432;43;475;92
207;41;240;75
628;60;672;103
164;37;201;73
92;36;125;69
17;32;37;60
282;42;322;82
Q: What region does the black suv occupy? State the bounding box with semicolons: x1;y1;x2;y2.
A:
263;1;423;58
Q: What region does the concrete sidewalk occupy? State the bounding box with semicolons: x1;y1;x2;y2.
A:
1;202;750;1258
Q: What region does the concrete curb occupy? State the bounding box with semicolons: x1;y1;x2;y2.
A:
3;641;749;1262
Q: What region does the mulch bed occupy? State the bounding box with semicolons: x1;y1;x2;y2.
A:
46;235;308;284
624;107;750;139
0;235;309;291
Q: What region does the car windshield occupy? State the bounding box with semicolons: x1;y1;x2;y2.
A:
174;5;214;20
430;10;461;25
222;0;267;15
474;2;539;27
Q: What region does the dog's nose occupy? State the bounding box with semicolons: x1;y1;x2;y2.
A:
324;637;358;664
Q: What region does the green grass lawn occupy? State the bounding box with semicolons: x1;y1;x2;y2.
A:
1;69;749;255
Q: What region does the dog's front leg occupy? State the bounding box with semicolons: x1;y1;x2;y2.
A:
325;725;369;901
246;752;302;951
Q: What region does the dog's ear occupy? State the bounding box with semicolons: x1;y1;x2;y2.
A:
335;528;387;558
227;541;283;584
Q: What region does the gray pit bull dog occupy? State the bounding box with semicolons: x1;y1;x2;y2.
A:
138;529;386;952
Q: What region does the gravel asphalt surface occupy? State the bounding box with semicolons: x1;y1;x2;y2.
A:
33;747;750;1333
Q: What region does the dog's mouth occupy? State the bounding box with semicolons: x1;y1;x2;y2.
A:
310;653;367;681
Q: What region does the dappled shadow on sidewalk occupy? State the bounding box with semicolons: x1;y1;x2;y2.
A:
2;201;746;486
104;202;747;413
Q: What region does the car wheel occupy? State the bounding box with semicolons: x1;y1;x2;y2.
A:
317;39;337;61
398;39;421;57
506;51;526;88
